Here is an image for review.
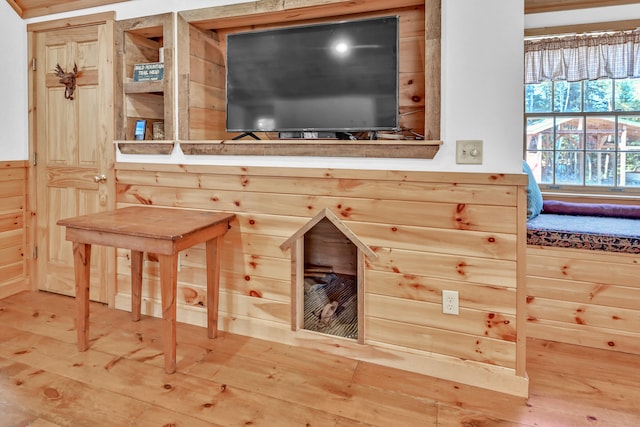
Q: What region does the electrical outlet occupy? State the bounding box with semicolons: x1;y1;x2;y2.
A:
456;140;483;164
442;290;459;315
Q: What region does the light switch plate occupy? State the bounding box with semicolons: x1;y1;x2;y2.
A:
456;140;483;164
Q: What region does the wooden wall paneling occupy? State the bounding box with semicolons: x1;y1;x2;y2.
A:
357;250;365;345
177;14;189;141
515;182;528;377
529;296;640;333
114;163;529;396
185;23;227;140
114;168;518;207
365;316;516;368
527;275;640;310
347;222;517;260
114;161;524;185
424;0;441;140
367;270;517;314
372;248;517;287
0;161;28;299
116;185;518;234
367;292;517;343
398;6;427;137
528;248;639;287
527;245;640;356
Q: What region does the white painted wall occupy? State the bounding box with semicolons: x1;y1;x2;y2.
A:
0;0;527;173
0;1;28;160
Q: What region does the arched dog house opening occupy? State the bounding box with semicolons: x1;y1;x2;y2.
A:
280;208;377;343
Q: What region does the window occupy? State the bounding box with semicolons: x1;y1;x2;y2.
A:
524;30;640;192
525;78;640;190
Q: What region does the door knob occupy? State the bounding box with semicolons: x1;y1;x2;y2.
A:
94;174;107;183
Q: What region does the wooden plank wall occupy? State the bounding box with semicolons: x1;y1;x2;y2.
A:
114;163;529;396
0;161;28;299
185;5;426;140
527;245;640;355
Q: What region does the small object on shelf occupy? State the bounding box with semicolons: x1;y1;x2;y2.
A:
133;62;164;82
134;119;146;140
153;122;165;140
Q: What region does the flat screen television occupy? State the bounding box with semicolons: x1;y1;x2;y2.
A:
225;16;399;138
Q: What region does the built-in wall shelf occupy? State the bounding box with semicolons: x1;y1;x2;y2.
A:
116;141;175;155
115;13;174;141
179;140;442;158
177;0;440;142
123;81;164;94
114;140;441;158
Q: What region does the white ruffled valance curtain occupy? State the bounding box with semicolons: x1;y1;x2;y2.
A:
524;30;640;84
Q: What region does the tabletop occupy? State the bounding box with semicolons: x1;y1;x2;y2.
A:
57;206;236;241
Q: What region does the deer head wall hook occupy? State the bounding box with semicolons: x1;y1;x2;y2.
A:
54;63;79;100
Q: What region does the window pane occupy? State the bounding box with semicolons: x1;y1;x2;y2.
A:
540;151;554;184
526;151;554;184
618;115;640;147
525;82;552;113
619;152;640;186
555;117;584;150
584;79;612;112
586;116;615;150
614;78;640;111
585;152;615;186
526;117;554;150
556;151;584;184
553;81;582;112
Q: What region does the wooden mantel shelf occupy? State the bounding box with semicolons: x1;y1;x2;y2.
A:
178;140;442;159
116;140;175;155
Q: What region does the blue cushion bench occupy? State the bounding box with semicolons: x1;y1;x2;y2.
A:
527;212;640;254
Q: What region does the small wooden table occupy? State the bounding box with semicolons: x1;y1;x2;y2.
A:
57;206;235;373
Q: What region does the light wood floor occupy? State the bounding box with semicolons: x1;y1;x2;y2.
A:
0;291;638;426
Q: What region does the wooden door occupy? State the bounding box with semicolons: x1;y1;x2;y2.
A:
31;14;115;304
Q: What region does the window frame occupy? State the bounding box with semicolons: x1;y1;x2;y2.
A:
524;20;640;198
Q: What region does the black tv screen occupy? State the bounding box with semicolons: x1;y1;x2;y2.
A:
225;16;399;135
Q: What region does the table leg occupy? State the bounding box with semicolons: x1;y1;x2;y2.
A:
131;250;143;321
73;242;91;352
206;237;223;339
159;253;178;374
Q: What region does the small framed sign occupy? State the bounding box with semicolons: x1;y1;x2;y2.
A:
133;62;164;82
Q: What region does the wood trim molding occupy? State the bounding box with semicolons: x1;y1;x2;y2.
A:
116;142;175;155
26;11;115;32
525;0;640;14
525;18;640;37
177;140;442;159
179;0;441;146
5;0;23;17
425;0;441;141
11;0;126;19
